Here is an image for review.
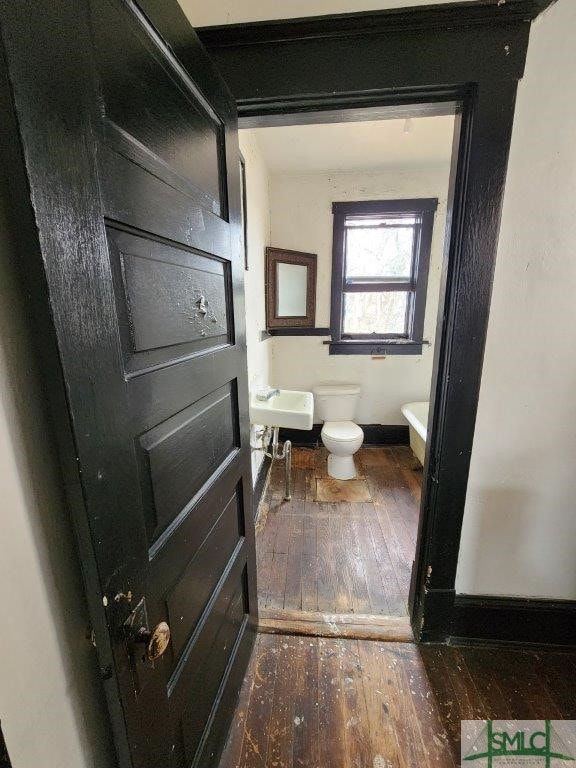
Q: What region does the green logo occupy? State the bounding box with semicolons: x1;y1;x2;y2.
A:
462;720;575;767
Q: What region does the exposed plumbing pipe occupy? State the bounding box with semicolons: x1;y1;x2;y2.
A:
262;426;292;501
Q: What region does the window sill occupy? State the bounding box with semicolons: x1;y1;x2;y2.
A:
266;326;331;337
325;340;424;356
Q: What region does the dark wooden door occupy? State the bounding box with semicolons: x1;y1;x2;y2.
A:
0;1;256;766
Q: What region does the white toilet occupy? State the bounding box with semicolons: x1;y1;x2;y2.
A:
313;384;364;480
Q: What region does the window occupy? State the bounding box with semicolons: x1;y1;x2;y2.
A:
329;199;437;355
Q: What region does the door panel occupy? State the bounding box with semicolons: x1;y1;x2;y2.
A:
99;145;231;259
108;227;233;373
167;492;243;663
136;382;239;546
121;251;229;350
93;0;226;214
173;560;248;766
0;0;256;767
128;346;241;433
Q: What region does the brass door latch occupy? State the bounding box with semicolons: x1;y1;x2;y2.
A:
123;597;171;664
133;622;171;662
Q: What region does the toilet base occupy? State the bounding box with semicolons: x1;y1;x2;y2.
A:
327;453;357;481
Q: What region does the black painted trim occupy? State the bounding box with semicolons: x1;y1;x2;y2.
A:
417;589;457;644
239;101;457;129
333;198;438;215
239;152;248;270
279;425;323;445
199;3;552;648
329;198;436;354
239;96;465;127
267;326;331;336
252;453;272;518
450;594;576;648
362;424;410;445
197;1;558;48
327;341;424;356
279;424;409;447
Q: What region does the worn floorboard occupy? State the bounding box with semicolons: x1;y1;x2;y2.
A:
256;446;420;619
219;635;576;768
258;608;413;642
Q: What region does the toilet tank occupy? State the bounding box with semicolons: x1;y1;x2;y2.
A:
313;384;361;422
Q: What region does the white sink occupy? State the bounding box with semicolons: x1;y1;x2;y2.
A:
250;389;314;431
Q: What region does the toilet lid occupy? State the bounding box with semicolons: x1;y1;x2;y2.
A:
322;421;363;442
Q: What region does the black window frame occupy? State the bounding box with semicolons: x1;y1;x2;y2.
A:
329;198;438;355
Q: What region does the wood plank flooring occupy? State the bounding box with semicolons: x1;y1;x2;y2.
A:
219;634;576;768
256;446;420;618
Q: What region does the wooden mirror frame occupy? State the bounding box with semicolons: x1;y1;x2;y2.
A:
265;247;317;329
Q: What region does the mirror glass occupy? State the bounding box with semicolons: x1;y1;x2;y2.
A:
276;262;308;316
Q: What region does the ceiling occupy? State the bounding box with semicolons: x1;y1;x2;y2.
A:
179;0;478;28
246;116;455;174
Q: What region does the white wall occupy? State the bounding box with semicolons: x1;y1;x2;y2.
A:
0;176;114;767
180;0;476;27
268;166;451;424
239;130;273;481
456;0;576;599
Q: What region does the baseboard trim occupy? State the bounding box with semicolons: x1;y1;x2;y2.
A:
362;424;410;445
279;424;322;445
450;594;576;648
252;454;272;519
258;608;413;642
279;423;409;447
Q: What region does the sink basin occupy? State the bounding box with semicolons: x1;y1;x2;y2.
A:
250;389;314;431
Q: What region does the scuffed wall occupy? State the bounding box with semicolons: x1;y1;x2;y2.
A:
268;166;451;424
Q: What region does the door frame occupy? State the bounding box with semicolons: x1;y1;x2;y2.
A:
236;92;484;643
196;1;553;641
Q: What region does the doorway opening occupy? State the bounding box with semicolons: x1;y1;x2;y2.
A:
240;107;457;638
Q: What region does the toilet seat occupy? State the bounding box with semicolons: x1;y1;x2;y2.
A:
321;421;363;442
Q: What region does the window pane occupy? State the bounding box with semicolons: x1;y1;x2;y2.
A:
343;291;409;335
345;224;415;279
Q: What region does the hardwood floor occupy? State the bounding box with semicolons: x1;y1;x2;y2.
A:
256;446;421;618
236;447;576;768
219;634;576;768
